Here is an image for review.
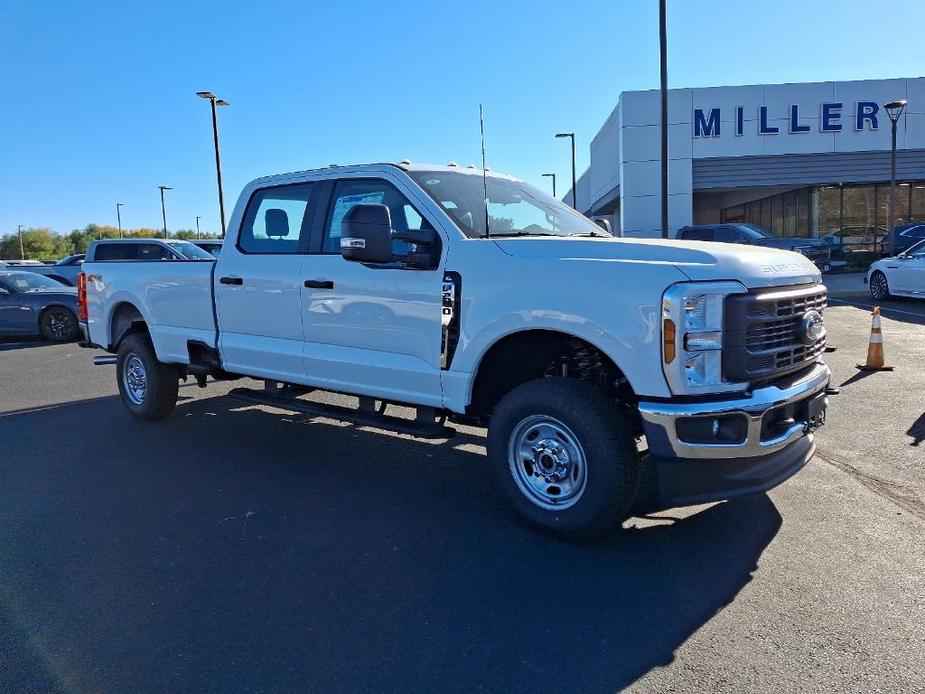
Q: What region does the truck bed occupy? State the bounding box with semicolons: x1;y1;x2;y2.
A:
84;260;216;364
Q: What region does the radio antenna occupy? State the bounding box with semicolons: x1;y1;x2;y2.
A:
480;104;490;238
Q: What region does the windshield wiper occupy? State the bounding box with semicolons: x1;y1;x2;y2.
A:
485;231;552;238
573;231;610;238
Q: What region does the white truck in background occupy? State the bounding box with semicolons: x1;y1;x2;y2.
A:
79;162;831;538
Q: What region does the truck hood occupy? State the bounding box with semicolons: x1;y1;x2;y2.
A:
492;236;821;289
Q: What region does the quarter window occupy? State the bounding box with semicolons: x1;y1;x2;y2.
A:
239;183;316;253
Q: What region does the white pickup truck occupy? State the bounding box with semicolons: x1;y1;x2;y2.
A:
79;162;831;538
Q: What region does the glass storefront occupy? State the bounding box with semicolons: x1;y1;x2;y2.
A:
721;181;925;248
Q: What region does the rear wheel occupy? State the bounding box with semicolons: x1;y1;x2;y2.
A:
116;333;179;420
39;307;78;342
869;270;890;300
487;377;640;539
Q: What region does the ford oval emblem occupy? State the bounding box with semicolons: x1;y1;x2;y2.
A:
801;309;826;344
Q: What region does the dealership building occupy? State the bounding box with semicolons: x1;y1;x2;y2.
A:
570;77;925;239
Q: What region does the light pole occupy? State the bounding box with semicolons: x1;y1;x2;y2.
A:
116;203;124;238
196;91;229;236
884;99;907;239
17;225;25;259
555;132;577;209
659;0;669;238
542;172;557;198
158;186;172;239
196;215;202;239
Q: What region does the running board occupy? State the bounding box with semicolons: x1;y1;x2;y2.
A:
226;386;457;439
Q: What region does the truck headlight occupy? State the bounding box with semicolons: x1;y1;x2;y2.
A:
662;281;748;395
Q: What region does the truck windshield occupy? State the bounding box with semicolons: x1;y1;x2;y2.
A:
407;170;608;238
166;241;217;260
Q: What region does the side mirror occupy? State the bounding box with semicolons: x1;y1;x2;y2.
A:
341;204;394;264
0;287;9;296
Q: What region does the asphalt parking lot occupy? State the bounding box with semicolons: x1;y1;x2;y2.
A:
1;301;923;693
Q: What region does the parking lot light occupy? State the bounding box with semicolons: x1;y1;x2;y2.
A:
555;133;576;209
116;203;124;238
197;91;229;236
884;99;907;235
541;172;557;198
158;186;172;238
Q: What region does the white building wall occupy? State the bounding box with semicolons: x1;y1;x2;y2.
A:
606;77;925;237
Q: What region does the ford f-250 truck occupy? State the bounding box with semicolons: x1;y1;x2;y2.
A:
79;163;831;538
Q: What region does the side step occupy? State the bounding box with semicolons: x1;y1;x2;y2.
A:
226;386;456;440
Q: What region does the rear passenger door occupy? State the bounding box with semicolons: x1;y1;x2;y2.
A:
216;182;321;382
298;175;446;406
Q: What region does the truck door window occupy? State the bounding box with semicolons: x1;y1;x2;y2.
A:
239;183;316;254
714;228;740;243
322;179;432;255
137;243;176;261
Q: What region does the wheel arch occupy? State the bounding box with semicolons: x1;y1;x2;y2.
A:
36;302;77;331
466;328;637;420
108;301;149;350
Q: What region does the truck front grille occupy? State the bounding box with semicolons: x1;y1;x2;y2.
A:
724;285;827;385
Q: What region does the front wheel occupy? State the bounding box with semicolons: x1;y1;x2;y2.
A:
869;270;890;300
487;378;641;539
820;262;832;274
116;333;180;421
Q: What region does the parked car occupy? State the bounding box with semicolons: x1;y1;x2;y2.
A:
192;239;223;257
880;222;925;257
79;162;830;539
85;238;217;262
0;270;80;341
23;253;85;286
676;223;832;273
867;239;925;300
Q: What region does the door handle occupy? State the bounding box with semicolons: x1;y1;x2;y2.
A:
219;276;243;285
304;279;334;289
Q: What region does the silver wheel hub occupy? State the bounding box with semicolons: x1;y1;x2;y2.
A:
123;354;147;405
508;415;588;511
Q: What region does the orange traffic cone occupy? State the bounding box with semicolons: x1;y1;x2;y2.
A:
856;306;894;371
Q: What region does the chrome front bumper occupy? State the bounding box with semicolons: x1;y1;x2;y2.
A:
638;361;831;461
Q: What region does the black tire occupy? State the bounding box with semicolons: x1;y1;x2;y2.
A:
487;377;641;539
869;270;890;300
116;333;180;421
39;306;79;342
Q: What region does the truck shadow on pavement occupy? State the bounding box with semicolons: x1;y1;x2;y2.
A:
0;393;783;694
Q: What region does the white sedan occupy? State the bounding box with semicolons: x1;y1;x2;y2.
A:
867;239;925;299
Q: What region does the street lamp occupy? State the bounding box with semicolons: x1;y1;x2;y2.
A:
555;133;577;209
196;91;229;236
884;99;907;236
541;172;557;198
17;225;25;260
196;215;202;239
158;186;172;239
116;203;124;238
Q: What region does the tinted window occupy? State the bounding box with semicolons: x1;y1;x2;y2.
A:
93;244;138;261
681;228;713;241
239;183;316;253
906;226;925;239
322;179;432;254
715;227;742;243
136;243;177;261
165;241;215;260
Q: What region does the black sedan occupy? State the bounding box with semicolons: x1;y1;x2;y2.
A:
0;271;80;341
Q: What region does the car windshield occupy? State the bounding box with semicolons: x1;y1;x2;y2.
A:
4;273;67;291
166;241;216;260
738;224;772;240
407;170;609;238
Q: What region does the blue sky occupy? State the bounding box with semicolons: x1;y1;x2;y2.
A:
2;0;924;235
